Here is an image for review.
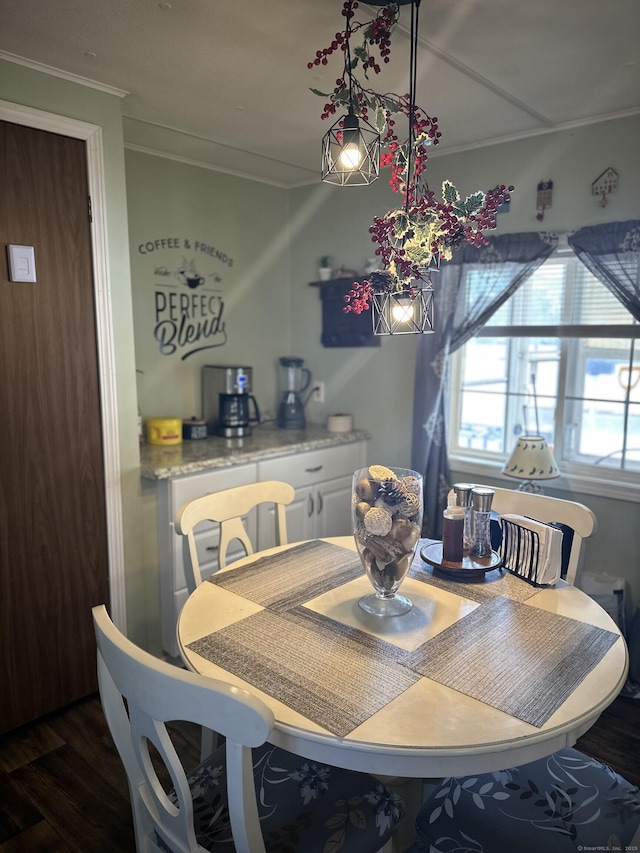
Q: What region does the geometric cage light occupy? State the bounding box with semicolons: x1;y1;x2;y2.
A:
371;281;434;335
322;111;381;186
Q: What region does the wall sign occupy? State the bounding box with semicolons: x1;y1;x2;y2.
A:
139;236;234;360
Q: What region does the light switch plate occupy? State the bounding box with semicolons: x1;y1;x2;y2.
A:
7;245;37;282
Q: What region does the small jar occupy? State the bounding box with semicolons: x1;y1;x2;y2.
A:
442;504;465;563
453;483;474;555
470;487;495;558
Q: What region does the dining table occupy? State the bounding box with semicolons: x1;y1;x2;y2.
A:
177;536;628;780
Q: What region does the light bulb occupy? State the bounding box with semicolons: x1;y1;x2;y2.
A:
392;299;414;323
339;143;362;170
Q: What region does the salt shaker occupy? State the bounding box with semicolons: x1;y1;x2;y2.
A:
470;486;495;558
453;483;474;555
442;503;465;563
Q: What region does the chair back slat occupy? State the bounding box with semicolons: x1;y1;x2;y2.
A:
175;480;295;590
93;605;272;853
491;486;597;585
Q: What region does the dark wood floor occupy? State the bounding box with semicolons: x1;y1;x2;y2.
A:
0;694;200;852
0;692;638;851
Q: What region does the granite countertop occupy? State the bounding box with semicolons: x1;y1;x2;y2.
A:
139;423;371;480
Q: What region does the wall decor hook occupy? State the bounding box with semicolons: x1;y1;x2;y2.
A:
591;167;618;207
536;180;553;221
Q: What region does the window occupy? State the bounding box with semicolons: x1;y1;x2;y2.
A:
449;251;640;482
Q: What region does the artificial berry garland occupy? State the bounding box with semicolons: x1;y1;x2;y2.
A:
309;1;514;315
309;1;440;198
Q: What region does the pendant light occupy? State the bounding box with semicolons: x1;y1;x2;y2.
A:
321;3;380;186
316;2;514;335
370;0;435;335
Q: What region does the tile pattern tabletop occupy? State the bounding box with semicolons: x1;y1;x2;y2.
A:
187;540;621;736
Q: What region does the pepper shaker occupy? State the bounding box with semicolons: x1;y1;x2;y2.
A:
470;486;495;558
453;483;474;555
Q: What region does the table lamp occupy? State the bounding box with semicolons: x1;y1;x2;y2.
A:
502;434;560;493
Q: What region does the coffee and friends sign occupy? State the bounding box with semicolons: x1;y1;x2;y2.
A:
139;236;233;360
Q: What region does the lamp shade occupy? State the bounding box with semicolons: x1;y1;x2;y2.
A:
502;435;560;482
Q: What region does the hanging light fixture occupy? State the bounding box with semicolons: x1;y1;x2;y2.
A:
367;0;436;335
311;2;513;335
371;282;434;334
368;255;438;335
321;112;380;186
320;3;380;186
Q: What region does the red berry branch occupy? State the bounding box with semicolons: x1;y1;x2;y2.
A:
309;0;441;195
309;2;515;312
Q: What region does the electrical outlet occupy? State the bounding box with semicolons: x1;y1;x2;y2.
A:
311;381;325;403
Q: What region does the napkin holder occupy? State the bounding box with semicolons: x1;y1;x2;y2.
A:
498;514;564;586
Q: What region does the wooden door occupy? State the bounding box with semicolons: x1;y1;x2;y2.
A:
0;120;109;734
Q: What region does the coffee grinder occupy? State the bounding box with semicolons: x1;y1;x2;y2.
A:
277;356;313;430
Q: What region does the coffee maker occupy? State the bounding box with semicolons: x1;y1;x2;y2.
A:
202;365;260;438
277;356;313;430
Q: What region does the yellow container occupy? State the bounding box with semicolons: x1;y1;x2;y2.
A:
146;417;183;446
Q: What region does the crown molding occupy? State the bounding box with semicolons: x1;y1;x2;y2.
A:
0;51;128;98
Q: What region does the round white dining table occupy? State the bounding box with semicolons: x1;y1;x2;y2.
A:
177;537;628;779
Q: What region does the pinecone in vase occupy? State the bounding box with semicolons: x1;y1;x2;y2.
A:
377;478;408;510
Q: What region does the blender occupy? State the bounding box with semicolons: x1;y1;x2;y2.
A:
277;357;313;429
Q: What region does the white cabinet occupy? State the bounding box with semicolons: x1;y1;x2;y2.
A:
256;441;367;548
157;438;368;658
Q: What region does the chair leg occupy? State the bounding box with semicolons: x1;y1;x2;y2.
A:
382;777;425;852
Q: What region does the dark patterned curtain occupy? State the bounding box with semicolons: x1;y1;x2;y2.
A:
568;220;640;321
411;231;558;538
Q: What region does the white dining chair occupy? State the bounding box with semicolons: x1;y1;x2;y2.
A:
408;748;640;853
491;485;597;585
175;480;295;593
408;492;640;852
174;480;296;760
93;604;404;853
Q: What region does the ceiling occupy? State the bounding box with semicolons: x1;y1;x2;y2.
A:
2;0;639;187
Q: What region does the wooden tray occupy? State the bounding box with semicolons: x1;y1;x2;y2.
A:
420;541;502;579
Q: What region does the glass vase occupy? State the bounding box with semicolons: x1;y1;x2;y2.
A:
352;466;423;616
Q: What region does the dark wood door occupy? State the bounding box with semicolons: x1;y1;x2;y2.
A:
0;120;109;734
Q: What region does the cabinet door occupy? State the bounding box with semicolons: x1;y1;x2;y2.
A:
256;439;368;547
257;483;315;549
315;475;354;538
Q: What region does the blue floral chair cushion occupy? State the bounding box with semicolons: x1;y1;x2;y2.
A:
160;740;404;852
407;747;640;853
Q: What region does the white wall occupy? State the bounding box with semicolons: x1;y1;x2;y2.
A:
125;150;290;424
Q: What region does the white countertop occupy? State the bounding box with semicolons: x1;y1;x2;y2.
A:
139;424;370;480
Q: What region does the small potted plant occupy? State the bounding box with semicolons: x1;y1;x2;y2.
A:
318;255;333;281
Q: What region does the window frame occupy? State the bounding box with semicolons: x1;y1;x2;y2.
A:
448;252;640;504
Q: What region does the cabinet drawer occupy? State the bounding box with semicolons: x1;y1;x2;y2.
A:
257;442;365;489
171;464;257;512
